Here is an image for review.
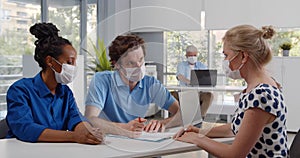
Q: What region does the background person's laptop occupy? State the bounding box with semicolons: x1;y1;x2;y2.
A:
178;91;202;128
190;69;217;87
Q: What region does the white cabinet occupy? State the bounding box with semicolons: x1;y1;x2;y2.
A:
267;57;300;132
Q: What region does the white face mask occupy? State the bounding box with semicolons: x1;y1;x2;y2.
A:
51;58;77;84
122;64;146;82
222;54;244;80
187;56;197;64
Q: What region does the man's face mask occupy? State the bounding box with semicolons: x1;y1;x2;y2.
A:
187;56;197;64
121;63;146;82
51;58;77;84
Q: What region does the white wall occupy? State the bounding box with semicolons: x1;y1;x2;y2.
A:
130;0;203;32
98;0;204;45
266;57;300;132
205;0;300;29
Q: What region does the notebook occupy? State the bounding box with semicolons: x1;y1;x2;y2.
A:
178;91;202;128
190;69;217;87
106;132;175;142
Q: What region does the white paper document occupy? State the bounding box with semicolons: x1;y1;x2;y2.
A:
106;132;176;142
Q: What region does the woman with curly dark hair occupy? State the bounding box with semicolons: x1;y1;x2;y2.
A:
6;23;102;144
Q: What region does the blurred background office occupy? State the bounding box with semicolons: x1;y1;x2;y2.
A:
0;0;300;135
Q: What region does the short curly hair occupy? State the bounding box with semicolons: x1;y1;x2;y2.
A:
109;34;145;67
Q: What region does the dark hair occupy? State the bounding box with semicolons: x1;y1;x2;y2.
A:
29;22;72;69
108;34;145;67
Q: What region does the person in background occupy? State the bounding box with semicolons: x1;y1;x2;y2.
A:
85;34;181;134
174;25;288;157
176;45;207;86
175;45;212;121
6;23;103;144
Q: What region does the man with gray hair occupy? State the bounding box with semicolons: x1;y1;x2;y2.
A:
176;45;207;86
175;45;213;121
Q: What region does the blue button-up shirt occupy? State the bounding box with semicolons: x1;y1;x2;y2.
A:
85;71;175;123
6;72;85;142
176;61;207;86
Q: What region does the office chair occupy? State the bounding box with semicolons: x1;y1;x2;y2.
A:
0;118;8;139
170;91;214;119
290;129;300;158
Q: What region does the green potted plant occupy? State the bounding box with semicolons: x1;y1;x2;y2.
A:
85;39;112;72
280;42;292;56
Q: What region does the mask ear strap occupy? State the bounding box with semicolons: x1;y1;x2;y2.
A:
229;53;239;62
52;57;62;66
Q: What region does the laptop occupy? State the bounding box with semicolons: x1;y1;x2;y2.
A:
178;91;202;128
190;69;217;87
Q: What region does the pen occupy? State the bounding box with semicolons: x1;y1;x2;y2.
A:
138;117;142;123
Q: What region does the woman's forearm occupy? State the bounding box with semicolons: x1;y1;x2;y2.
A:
38;129;75;142
203;123;234;138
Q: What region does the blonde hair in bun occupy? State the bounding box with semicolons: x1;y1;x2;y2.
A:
223;24;275;69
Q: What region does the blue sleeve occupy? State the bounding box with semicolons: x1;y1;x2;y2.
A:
176;62;185;77
6;84;46;142
196;62;207;69
66;90;86;131
149;79;175;110
85;73;107;110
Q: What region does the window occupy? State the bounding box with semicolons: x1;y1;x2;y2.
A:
165;28;298;107
17;11;27;17
269;28;300;57
16;28;27;32
16;20;27;25
1;9;11;20
165;31;208;85
48;4;80;52
0;0;40;119
86;3;97;82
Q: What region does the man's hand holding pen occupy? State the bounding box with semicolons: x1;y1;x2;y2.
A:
126;117;147;132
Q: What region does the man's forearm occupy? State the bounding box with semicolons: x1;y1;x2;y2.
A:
88;116;130;136
161;110;182;128
177;74;190;85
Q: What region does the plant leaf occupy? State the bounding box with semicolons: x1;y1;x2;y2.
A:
87;38;112;72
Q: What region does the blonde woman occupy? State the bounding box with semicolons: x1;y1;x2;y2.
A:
174;25;288;157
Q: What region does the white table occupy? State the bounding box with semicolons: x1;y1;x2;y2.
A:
0;129;234;158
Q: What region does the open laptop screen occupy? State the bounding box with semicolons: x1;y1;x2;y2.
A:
190;69;217;87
